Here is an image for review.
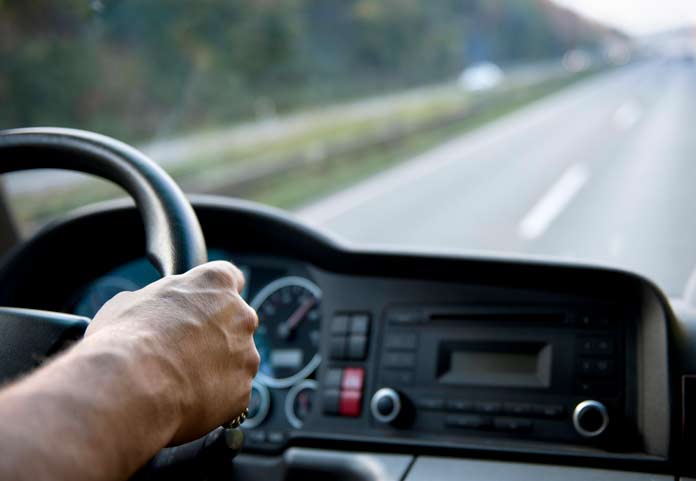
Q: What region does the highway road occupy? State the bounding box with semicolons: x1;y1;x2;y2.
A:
297;59;696;300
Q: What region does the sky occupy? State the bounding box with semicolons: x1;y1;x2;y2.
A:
552;0;696;36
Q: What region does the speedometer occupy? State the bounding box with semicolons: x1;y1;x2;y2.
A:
250;276;322;388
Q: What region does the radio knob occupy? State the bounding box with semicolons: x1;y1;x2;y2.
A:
370;388;403;425
573;400;609;438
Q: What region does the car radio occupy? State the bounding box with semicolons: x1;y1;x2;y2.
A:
363;304;632;447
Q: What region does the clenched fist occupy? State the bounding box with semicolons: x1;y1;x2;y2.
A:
86;261;260;443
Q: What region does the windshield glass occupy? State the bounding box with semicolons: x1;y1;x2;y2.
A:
2;1;695;297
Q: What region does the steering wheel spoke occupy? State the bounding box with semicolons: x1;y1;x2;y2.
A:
0;307;89;384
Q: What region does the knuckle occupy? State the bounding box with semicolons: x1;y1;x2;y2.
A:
205;263;237;287
241;305;258;333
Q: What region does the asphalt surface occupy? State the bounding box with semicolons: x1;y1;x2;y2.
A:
297;59;696;299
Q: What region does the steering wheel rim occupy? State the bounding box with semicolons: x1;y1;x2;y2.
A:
0;127;207;276
0;127;208;383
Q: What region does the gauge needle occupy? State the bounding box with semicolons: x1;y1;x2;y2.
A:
279;297;317;337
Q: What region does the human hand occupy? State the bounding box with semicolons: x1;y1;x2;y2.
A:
86;261;259;444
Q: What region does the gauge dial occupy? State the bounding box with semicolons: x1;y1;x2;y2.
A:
244;381;271;429
285;380;317;429
73;276;141;318
250;276;322;388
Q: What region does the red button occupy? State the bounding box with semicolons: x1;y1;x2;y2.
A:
339;389;362;417
341;367;364;392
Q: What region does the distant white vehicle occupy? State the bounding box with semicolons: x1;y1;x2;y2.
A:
562;49;593;73
458;62;504;91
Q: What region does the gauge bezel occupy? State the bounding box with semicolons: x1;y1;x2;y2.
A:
243;380;271;429
285;379;318;429
250;276;322;389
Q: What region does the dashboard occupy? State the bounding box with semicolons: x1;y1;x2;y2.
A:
0;196;693;480
73;253;640;456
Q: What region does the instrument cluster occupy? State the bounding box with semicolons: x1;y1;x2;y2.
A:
71;250;323;442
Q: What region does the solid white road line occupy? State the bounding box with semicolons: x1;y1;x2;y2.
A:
518;163;589;240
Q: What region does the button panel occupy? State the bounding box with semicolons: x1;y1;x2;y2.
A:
317;303;627;450
575;333;618;396
380;325;419;388
445;415;534;434
322;367;365;418
330;313;372;361
412;396;567;419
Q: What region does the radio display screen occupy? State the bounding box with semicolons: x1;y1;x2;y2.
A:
437;341;552;388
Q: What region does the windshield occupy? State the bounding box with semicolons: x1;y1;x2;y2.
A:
2;1;695;297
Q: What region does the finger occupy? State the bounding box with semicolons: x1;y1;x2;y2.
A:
185;261;246;293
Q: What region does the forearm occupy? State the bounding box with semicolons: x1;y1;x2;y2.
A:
0;329;182;481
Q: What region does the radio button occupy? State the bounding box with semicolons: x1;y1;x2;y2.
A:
339;390;362;417
341;367;365;392
387;307;423;324
504;403;532;416
415;397;445;411
347;335;368;360
576;381;616;396
578;313;613;328
596;338;613;354
533;404;566;418
474;402;503;415
578;359;593;375
579;358;615;377
385;333;418;350
383;352;416;368
446;399;474;412
331;314;350;334
494;418;533;433
445;415;491;430
350;314;371;335
324;368;343;388
382;370;414;385
578;338;595;353
322;389;341;415
329;335;347;360
579;337;614;355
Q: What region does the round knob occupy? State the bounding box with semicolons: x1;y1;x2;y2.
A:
573;400;609;437
370;388;402;424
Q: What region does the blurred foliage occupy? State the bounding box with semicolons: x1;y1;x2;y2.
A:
0;0;613;142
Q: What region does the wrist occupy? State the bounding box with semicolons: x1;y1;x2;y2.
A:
77;328;186;446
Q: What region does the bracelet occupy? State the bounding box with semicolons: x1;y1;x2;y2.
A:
226;407;249;429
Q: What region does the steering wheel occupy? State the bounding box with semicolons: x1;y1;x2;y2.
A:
0;128;238;479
